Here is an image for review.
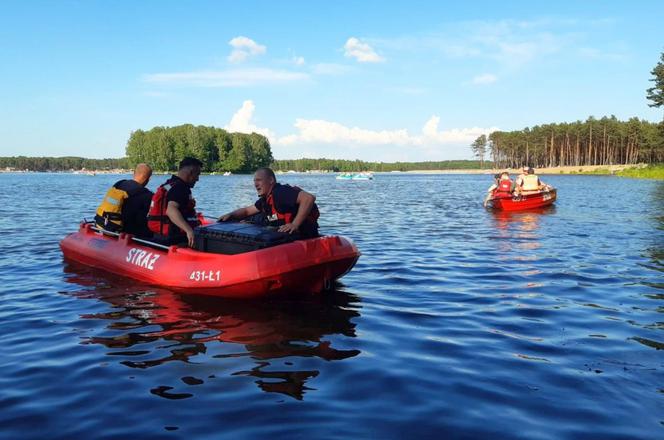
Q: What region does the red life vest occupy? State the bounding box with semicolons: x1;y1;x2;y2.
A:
495;179;512;194
264;186;319;226
147;178;198;236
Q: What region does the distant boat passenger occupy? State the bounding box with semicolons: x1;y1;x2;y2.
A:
483;172;512;207
515;167;548;195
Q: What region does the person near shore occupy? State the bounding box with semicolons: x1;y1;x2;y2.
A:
219;167;320;238
147;157;202;247
95;163;153;237
484;171;513;207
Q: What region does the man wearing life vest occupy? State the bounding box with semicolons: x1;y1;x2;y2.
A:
147;157;202;247
219;167;319;238
516;166;544;194
95;163;153;236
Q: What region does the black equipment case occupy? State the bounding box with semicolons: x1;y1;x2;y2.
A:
194;222;298;255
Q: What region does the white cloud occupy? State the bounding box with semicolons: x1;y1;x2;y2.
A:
471;73;498;85
274;115;497;160
292;56;305;66
143;68;309;87
391;86;428;95
277;115;495;147
344;37;385;63
419;116;496;146
375;18;612;71
221;101;497;161
576;46;627;61
143;91;168;98
311;63;353;75
227;36;266;63
225;100;275;139
278;119;411;145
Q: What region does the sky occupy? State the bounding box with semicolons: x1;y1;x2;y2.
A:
0;0;662;162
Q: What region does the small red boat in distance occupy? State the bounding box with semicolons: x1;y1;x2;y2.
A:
60;221;360;299
486;187;557;211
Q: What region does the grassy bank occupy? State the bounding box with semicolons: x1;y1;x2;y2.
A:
616;164;664;179
568;164;664;179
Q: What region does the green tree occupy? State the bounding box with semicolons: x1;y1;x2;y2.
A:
470;134;487;168
124;124;273;172
223;133;250;172
646;51;664;115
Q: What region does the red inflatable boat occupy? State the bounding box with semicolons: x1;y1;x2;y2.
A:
486;188;557;211
60;222;360;298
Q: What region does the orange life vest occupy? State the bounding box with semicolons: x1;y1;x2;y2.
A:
147;178;198;236
264;186;319;227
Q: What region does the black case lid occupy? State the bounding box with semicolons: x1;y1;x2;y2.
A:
195;222;297;244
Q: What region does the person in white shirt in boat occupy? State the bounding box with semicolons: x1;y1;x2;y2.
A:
515;167;549;195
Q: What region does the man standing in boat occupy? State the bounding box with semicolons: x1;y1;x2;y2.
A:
219;167;320;238
147;157;202;247
95;163;153;237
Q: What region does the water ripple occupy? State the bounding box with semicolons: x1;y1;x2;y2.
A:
0;173;662;438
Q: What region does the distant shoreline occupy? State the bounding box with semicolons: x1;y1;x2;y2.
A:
0;163;650;176
398;164;647;175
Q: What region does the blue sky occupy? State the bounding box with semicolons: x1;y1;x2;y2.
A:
0;0;662;161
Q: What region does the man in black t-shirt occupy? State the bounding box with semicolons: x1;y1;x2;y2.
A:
164;157;203;246
95;163;153;237
219;167;319;237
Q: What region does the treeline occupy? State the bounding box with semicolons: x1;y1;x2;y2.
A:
272;159;486;172
0;156;129;172
126;124;272;172
0;155;487;173
473;116;664;169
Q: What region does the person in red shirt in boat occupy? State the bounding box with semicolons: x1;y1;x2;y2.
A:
484;171;514;207
219;167;319;238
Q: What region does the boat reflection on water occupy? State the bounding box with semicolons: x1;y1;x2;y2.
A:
491;205;556;232
489;205;557;257
62;263;362;400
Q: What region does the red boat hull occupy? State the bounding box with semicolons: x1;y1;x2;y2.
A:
488;188;557;211
60;223;360;298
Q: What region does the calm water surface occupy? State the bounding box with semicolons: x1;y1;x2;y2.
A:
0;172;662;439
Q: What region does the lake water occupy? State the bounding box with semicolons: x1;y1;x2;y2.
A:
0;172;662;439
